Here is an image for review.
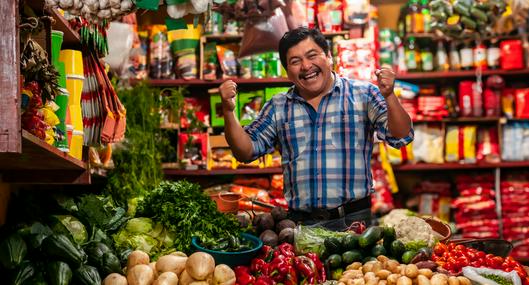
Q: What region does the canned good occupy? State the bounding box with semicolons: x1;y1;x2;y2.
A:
251;55;266;79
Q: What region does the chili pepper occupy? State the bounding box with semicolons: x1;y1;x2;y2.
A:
251;258;270;276
235;266;255;285
255;275;276;285
305;252;326;283
258;245;275;262
277;243;296;258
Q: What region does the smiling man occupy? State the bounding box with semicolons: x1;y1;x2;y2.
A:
219;27;414;231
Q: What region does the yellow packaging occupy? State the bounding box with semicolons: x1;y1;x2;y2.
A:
265;150;282;168
207;135;236;170
69;130;84;160
66;77;84;106
445;125;477;163
379;143;400;193
69;104;83;132
59;49;84;76
386;142;414;165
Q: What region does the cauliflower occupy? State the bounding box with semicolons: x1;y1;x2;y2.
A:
395;216;438;248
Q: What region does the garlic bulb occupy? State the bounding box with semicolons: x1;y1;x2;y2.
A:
97;9;112;19
120;0;133;12
59;0;74;9
85;0;99;11
45;0;59;8
167;3;189;19
189;0;209;14
99;0;110;9
110;0;121;8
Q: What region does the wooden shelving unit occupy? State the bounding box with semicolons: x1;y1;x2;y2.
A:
138;77;292;87
393;161;529;172
163;167;282;176
396;68;529;81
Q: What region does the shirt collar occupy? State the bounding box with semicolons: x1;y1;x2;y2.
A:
285;72;341;101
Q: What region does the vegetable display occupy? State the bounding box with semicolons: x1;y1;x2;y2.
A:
44;0;135;23
136;181;241;254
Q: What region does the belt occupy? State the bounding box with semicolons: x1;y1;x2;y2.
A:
289;196;371;221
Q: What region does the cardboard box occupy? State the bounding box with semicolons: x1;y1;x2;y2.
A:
207;135;235;170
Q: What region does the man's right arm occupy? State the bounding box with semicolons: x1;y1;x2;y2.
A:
220;80;254;162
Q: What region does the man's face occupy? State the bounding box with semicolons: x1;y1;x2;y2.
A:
285;37;333;98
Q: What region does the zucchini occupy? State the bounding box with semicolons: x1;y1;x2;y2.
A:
0;234;28;269
358;226;383;248
342;234;359;250
10;260;35;285
401;250;417;264
326;254;342;269
470;7;488;22
47;261;72;285
74;265;101;285
42;234;87;266
431;11;448;21
342;250;363;264
100;252;122;276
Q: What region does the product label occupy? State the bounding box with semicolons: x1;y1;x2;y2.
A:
405;50;418;69
449;50;460;69
487;47;500;68
460;48;473;68
421;51;434;71
474;46;487;67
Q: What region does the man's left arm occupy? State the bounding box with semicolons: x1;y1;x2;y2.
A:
369;68;414;148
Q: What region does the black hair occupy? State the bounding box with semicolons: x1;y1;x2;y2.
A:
278;27;329;69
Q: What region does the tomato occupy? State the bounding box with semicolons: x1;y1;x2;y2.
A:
476;251;486;259
437;261;446;268
447;243;456;251
444;262;454;272
457;256;469;266
516;267;528;278
434;243;448;256
470;261;481;267
487;256;504;269
465;251;476;260
455;244;466;251
443;251;451;259
431;255;438;262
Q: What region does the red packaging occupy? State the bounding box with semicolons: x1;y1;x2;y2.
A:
476;127;500;163
178;133;208;168
515;88;529;119
458;81;483;117
500;40;524;70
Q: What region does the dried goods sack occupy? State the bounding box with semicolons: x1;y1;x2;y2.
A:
412;124;443;164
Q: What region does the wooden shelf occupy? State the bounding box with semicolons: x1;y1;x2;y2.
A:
28;1;80;47
413;117;502;123
136;78;292;87
405;33;521;42
0;131;89;184
163;167;282;176
202;31;349;42
393;161;529;171
396;68;529;81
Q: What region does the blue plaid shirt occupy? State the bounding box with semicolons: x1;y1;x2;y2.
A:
244;75;414;211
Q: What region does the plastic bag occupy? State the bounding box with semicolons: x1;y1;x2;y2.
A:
462;266;522;285
445;125;477;163
239;8;289;58
412;124;444;164
216;44;239;79
293;225;347;256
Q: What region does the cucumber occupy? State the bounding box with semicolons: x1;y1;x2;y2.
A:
324;237;343;254
326;254;343;269
342;234;360;250
47;261;72;285
453;1;471;17
342;250;363;265
390;240;406;259
401;251;417;264
461;16;477;30
470;6;488;22
371;244;387;257
383;227;396;251
100;252;122;276
359;226;384;248
74;265;101;285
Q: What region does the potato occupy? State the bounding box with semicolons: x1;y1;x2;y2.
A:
387;274;400;285
379;280;388;285
157;255;188;276
366;277;380;285
377;256;390;264
180;270;197;285
343;270;364;279
186;252;215;281
171;251;187;257
363;262;377;274
372;262;383;274
456;277;471;285
338;282;347;285
154;272;179;285
430;274;448;285
405;264;419;279
417;275;430;285
385;260;400;274
399;266;406;276
150;262;159;280
103;273;127;285
347;262;363;271
418;269;433;279
127;250;150;269
353;279;367;285
448;276;459;285
376;270;391;280
214;265;236;285
397;276;412;285
364;272;377;282
127;264;154;285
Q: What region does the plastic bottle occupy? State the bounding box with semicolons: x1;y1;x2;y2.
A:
436;40;450;71
420;39;434;71
421;0;431;33
487;38;501;69
449;41;461;70
460;41;474;70
405;36;421;71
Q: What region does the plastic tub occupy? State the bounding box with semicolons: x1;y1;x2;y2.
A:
68;104;83;132
66;77;83;106
209;192;242;214
191;233;263;267
59;49;84;76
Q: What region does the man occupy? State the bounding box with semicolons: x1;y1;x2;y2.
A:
219;27;413;231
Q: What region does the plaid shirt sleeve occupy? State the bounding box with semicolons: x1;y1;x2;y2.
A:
368;83;414;149
243;100;278;161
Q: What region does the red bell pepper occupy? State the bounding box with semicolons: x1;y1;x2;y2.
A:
268;255;292;282
277;243;296;258
305;252;326;283
294;256;318;284
251;258;270;276
258;245;275;262
235;266;255;285
284;264;298;285
255;276;276;285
